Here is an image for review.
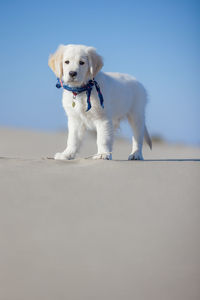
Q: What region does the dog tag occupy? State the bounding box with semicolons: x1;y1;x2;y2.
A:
72;101;76;107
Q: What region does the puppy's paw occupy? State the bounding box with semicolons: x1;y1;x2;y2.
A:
54;152;75;160
92;153;112;160
128;151;143;161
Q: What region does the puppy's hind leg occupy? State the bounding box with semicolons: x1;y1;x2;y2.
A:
127;112;145;160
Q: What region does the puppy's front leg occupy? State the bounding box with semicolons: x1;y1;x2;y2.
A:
54;117;85;160
93;120;113;160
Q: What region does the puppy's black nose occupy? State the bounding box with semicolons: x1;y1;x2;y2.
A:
69;71;77;78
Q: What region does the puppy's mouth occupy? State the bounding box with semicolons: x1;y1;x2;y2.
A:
66;78;85;87
68;78;78;83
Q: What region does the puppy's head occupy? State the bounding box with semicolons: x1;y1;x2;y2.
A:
48;44;103;86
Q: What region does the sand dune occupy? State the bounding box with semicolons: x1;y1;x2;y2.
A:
0;128;200;300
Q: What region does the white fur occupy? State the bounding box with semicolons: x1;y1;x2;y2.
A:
48;44;152;160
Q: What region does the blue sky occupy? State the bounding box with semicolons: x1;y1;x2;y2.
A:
0;0;199;144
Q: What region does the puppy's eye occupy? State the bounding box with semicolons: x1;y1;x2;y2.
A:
65;60;70;64
79;61;85;65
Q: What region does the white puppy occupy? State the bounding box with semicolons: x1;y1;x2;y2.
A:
48;44;152;160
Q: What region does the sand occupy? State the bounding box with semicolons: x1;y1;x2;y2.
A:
0;128;200;300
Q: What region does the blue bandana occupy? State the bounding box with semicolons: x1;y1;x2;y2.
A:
56;78;104;111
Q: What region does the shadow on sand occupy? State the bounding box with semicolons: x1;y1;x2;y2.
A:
144;159;200;162
0;157;200;162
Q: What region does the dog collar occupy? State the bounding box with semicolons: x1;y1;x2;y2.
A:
56;78;104;112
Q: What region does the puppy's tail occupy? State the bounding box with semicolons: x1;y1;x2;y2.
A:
144;125;152;150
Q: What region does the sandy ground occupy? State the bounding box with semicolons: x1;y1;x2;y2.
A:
0;128;200;300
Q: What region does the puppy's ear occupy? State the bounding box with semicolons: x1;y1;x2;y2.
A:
48;45;65;78
87;47;103;78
